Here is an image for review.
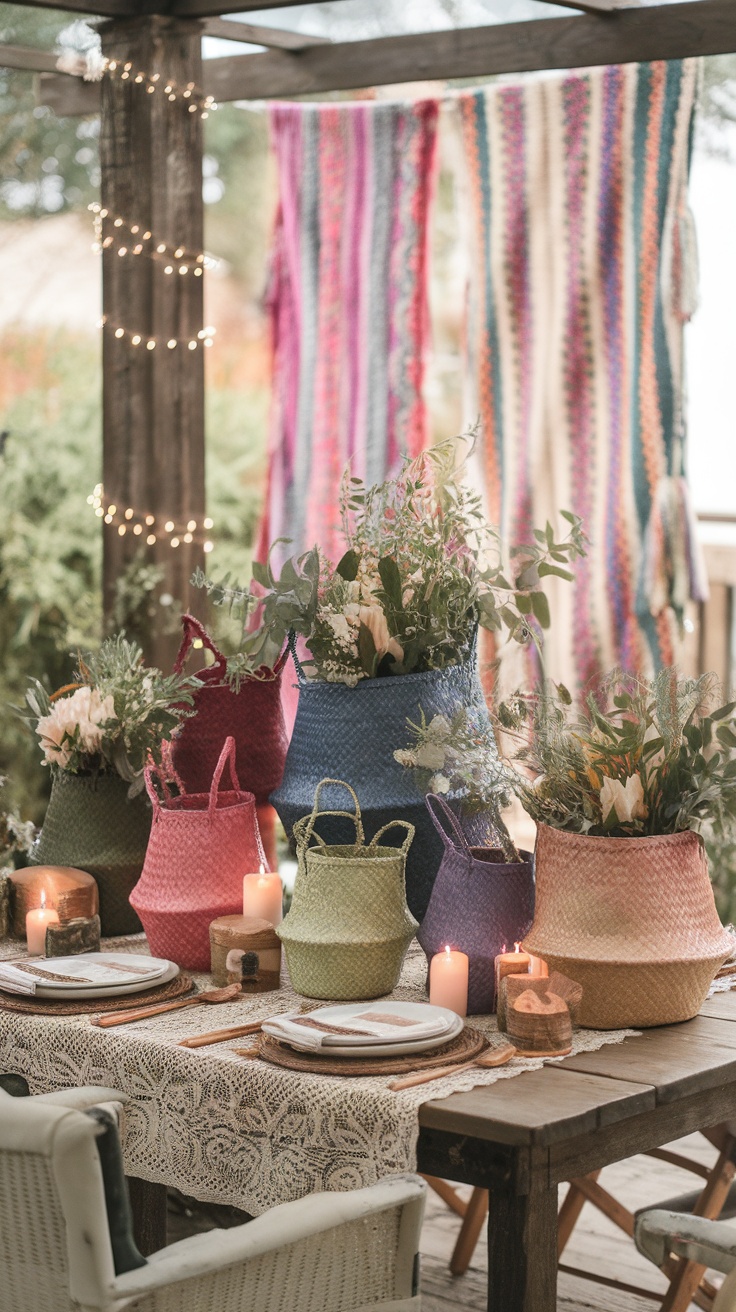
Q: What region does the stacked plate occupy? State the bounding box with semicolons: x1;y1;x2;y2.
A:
0;952;178;999
262;1000;463;1057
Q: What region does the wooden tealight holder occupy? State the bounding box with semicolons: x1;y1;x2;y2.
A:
507;988;573;1057
499;974;553;1031
209;915;281;993
9;867;99;937
45;916;101;957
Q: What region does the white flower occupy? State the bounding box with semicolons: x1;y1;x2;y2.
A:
415;743;447;770
393;749;416;767
429;774;451;795
600;773;648;824
327;613;351;642
358;604;404;663
427;714;451;740
36;687;116;768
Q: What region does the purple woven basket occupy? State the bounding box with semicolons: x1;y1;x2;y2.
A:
417;794;535;1015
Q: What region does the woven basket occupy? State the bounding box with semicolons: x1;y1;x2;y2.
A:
271;634;494;922
30;770;150;935
523;825;733;1029
130;737;267;970
170;613;288;804
418;794;535;1014
277;779;418;1000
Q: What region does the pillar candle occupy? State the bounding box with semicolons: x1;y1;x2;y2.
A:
494;943;531;1030
242;865;283;926
25;889;60;957
528;954;549;978
429;945;469;1018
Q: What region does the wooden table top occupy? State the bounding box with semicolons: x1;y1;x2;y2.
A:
419;993;736;1151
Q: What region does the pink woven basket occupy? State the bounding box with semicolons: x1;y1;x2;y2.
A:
169;613;288;804
130;737;267;970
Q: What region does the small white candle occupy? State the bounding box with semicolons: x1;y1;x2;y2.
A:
25;889;60;957
429;945;469;1018
242;864;283;927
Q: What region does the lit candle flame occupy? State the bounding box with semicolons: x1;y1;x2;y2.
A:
444;944;451;956
40;890;46;911
514;941;521;953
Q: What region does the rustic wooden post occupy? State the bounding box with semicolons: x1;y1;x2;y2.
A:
98;15;206;669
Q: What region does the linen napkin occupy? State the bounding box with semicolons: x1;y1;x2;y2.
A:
264;1008;456;1052
0;963;40;995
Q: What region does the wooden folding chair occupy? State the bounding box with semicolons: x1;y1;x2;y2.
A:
424;1121;736;1308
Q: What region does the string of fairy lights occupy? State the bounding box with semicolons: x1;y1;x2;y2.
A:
87;56;219;550
87;485;215;552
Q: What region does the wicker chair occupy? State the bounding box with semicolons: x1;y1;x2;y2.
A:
0;1084;425;1312
636;1209;736;1311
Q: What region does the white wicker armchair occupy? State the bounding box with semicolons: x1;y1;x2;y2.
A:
635;1208;736;1311
0;1085;425;1312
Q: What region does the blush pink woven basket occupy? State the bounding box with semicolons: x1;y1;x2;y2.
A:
130;736;267;970
523;825;733;1030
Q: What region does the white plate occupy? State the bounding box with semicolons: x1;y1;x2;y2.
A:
263;1001;464;1058
19;960;179;1001
17;952;172;992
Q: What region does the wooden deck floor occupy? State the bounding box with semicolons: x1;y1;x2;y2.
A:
167;1130;721;1310
419;1132;719;1311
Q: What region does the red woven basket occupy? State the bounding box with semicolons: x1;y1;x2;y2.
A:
130;737;268;970
169;614;289;804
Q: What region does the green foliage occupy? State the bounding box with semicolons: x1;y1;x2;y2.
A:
394;707;520;862
198;431;586;685
20;634;199;794
0;776;36;865
498;668;736;841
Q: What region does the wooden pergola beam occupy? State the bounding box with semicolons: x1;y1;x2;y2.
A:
37;0;736;116
199;18;329;50
0;42;60;72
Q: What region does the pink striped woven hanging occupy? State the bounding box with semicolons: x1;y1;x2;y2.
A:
258;97;440;568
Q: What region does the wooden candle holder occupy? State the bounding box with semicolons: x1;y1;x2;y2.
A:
45;916;101;958
499;973;553;1031
0;871;9;940
210;915;281;993
507;988;573;1057
9;866;99;937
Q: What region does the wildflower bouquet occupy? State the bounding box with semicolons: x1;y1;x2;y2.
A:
0;778;36;868
497;668;736;839
22;635;199;796
197;434;586;686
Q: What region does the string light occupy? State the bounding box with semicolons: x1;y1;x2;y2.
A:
98;316;216;350
88;205;217;275
104;59;217;117
87;483;214;551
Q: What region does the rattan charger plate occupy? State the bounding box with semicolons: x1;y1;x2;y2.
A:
0;972;195;1016
251;1025;487;1076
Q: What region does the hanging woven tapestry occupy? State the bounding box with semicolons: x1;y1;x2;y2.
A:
258;98;440;567
457;59;707;688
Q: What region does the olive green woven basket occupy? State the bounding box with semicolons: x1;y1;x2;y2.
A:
31;770;151;936
277;779;418;1000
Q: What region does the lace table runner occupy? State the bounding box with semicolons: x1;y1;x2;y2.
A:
0;936;638;1214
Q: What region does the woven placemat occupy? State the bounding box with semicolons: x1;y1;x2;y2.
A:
0;972;195;1016
252;1025;487;1076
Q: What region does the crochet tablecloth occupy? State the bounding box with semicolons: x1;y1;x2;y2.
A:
0;936;637;1215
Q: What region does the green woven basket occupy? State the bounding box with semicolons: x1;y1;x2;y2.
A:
277;779;418;1000
31;770;151;936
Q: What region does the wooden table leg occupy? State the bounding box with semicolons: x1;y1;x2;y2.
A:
126;1176;167;1255
487;1182;558;1312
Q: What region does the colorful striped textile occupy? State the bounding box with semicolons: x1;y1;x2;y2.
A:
457;60;706;690
258;98;439;568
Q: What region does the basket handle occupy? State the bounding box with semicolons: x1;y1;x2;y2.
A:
174;613;228;678
144;759;172;817
425;793;471;853
368;820;415;857
287;631;309;687
293;808;362;855
298;779;365;850
208;736;241;815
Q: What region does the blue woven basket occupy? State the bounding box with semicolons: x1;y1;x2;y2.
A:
271;636;495;921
